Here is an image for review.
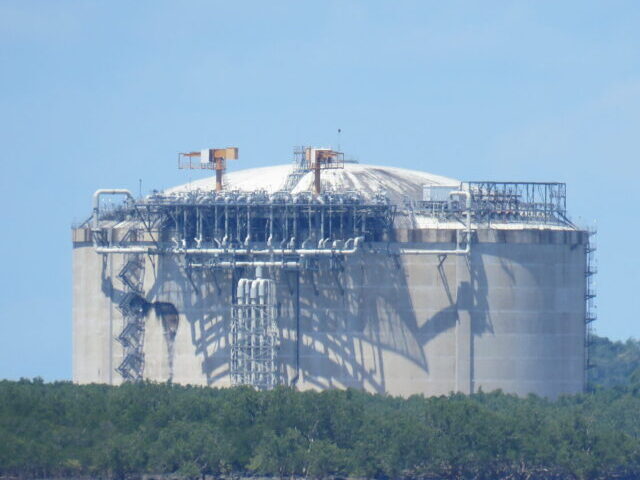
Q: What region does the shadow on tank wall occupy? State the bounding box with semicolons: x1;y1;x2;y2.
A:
100;250;497;392
294;252;493;393
100;258;186;383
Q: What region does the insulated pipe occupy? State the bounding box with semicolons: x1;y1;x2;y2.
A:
250;278;259;385
236;279;247;306
244;204;251;247
223;201;229;245
320;206;325;246
196;207;203;245
283;204;289;244
258;279;266;305
95;236;365;255
267;205;274;248
235;278;248;380
182;209;187;248
189;261;299;269
92;189;135;230
249;279;258;301
291;270;301;386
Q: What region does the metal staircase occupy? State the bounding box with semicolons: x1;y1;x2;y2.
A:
115;255;147;381
585;227;597;377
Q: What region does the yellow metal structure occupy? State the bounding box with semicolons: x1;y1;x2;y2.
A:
304;147;344;194
178;147;239;191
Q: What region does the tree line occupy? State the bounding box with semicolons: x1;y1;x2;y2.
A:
588;335;640;389
1;374;639;480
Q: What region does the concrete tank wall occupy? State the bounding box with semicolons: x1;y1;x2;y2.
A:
72;227;586;398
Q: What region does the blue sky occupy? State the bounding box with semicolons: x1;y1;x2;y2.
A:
1;1;639;380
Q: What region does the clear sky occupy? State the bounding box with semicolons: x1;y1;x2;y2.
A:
1;1;638;380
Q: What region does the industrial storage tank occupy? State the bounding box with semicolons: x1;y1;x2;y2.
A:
72;149;592;398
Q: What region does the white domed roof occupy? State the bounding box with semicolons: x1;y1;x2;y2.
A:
165;163;459;205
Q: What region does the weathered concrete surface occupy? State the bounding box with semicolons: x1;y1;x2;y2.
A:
73;227;586;399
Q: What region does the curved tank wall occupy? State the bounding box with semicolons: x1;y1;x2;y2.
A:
72;226;586;398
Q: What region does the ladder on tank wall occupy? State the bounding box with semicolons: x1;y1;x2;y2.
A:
115;255;147;381
585;227;597;378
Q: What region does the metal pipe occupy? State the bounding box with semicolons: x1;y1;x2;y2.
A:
244;204;251;247
92;189;135;230
267;204;274;247
320;206;325;246
399;189;472;256
96;246;364;255
188;261;300;269
96;235;365;255
214;204;219;244
97;233;478;258
291;270;300;386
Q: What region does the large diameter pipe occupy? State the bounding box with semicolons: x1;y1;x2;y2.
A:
95;236;365;256
92;189;135;230
190;261;300;269
236;279;247;305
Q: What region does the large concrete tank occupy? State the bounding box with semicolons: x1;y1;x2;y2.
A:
72;162;589;398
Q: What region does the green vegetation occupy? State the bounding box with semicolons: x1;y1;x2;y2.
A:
0;335;638;480
1;376;639;480
589;335;640;389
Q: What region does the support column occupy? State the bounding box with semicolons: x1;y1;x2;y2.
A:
455;255;473;394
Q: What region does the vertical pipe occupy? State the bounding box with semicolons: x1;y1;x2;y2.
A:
245;204;251;246
250;279;258;386
258;278;266;386
214;204;218;244
268;204;274;246
328;197;333;240
235;278;247;385
293;205;298;247
314;163;321;194
216;166;223;192
283;204;288;245
352;205;357;237
267;278;273;388
294;270;300;386
320;205;325;243
182;208;187;247
244;277;251;385
196;207;202;245
224;203;229;245
236;205;241;245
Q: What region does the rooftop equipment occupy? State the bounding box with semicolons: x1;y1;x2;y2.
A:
304;147;344;194
178;147;239;192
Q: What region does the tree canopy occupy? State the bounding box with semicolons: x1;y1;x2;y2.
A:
589;335;640;389
1;375;640;480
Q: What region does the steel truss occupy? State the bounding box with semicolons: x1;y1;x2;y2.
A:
94;189;394;256
416;181;571;226
92;190;394;388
